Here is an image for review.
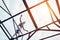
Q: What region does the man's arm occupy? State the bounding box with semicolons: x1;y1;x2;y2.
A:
20;15;22;23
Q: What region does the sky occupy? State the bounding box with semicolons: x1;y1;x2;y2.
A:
0;0;60;40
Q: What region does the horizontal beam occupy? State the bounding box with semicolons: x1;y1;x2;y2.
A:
14;29;60;39
38;20;59;29
40;33;60;40
13;20;59;39
38;29;60;32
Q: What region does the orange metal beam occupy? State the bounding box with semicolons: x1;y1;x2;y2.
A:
55;0;60;14
23;0;38;29
22;0;48;29
1;0;47;24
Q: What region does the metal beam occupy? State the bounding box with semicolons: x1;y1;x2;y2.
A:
22;0;38;29
13;28;60;39
0;0;46;23
0;25;10;40
40;33;60;40
2;23;12;38
55;0;60;14
27;31;36;40
13;20;59;39
0;20;12;37
45;1;60;24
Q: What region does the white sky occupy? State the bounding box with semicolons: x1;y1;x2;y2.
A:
0;0;60;40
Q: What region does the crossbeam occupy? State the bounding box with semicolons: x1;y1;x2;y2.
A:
12;20;59;39
40;33;60;40
55;0;60;14
0;0;46;23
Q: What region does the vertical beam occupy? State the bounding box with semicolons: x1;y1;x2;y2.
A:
22;0;38;29
55;0;60;14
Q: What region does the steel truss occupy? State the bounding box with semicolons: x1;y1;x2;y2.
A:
0;0;60;40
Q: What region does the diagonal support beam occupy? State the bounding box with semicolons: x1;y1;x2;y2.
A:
0;0;46;24
40;33;60;40
0;25;10;40
27;31;36;40
45;1;60;24
13;28;60;40
1;0;19;40
22;0;38;29
12;20;59;39
55;0;60;14
0;20;12;38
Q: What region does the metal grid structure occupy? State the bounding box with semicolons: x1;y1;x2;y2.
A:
0;0;60;40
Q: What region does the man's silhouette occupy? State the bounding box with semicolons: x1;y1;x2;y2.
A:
13;15;28;36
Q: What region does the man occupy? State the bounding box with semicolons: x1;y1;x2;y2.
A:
13;15;28;36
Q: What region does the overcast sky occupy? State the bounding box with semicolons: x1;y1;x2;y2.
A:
0;0;60;40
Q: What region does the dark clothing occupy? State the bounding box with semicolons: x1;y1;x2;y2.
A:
18;22;25;28
16;29;20;33
19;23;23;28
